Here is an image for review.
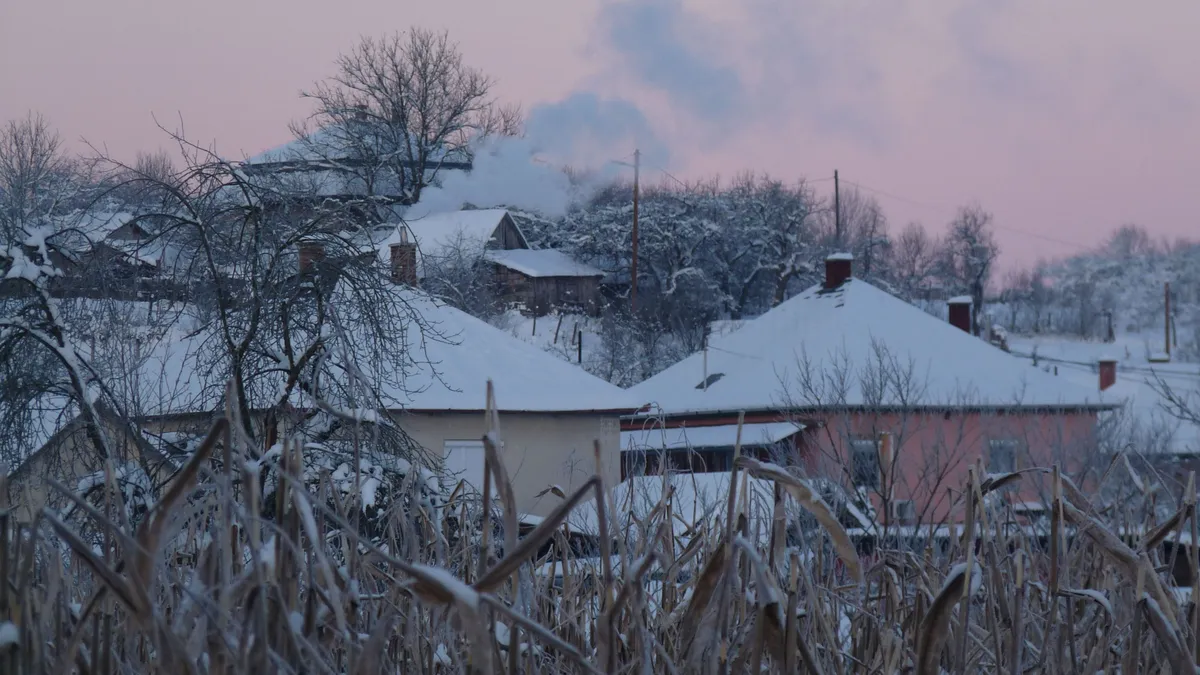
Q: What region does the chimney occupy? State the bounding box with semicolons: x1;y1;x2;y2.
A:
1098;357;1117;391
298;241;325;275
824;253;853;289
948;296;973;333
390;228;417;286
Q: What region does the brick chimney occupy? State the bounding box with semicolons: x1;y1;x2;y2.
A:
824;253;853;289
1098;357;1117;391
390;243;417;285
298;241;325;275
948;296;973;333
390;227;417;285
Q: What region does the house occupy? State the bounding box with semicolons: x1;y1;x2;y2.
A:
484;249;605;316
378;209;606;316
8;285;634;522
0;209;186;302
624;253;1121;526
1006;335;1200;479
240;123;473;210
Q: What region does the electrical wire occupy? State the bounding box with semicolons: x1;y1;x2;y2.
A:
841;178;1096;252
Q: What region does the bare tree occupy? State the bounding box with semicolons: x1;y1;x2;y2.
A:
891;222;938;299
1106;223;1157;260
295;29;519;209
0;113;79;241
830;188;889;277
0;121;470;526
0;114;152;471
419;231;505;319
942;204;999;335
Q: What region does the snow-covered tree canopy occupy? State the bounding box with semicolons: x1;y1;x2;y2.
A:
1;123;459;494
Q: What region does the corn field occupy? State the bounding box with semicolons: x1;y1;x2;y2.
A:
1;387;1200;673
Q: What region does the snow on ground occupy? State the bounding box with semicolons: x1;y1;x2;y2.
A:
489;309;606;366
1008;333;1200;455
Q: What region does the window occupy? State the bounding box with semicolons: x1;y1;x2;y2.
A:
444;440;487;493
850;439;881;489
988;439;1020;474
889;500;916;523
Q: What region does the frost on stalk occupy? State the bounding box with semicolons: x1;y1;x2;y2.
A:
0;621;18;647
433;644;452;666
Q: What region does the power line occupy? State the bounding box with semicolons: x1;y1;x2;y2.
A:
842;177;1096;253
1009;349;1199;379
843;179;940;209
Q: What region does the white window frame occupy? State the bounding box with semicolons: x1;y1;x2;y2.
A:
849;438;881;489
888;499;916;523
987;439;1021;474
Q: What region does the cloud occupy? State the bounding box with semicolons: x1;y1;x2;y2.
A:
591;0;892;147
525;92;671;169
597;0;744;126
944;2;1047;103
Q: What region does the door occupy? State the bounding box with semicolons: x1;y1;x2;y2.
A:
444;440;486;494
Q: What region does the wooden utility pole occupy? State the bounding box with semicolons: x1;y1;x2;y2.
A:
631;149;641;313
834;169;841;248
1165;282;1171;358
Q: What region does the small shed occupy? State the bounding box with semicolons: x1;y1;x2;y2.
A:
484;249;606;316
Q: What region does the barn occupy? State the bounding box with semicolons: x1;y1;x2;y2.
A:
379;208;605;316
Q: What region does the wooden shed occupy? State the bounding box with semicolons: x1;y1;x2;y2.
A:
485;249;606;316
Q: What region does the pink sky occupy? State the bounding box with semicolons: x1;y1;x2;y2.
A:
3;0;1197;268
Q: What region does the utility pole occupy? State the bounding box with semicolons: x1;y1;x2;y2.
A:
834;169;841;249
1165;282;1171;359
631;149;640;313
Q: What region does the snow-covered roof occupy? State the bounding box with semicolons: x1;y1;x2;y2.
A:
827;252;854;261
127;288;632;415
245;130;337;165
628;278;1120;416
567;472;781;538
74;210;137;242
484;249;604;279
240;126;471;201
1008;336;1200;456
621;422;803;451
403;209;521;250
381;291;629;412
566;470;873;538
367;209;528;277
948;296;974;305
244;125;468;167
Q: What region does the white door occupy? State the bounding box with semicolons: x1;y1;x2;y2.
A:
444;440;487;494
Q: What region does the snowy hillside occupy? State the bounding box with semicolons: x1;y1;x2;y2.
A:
993;231;1200;360
1008;333;1200;455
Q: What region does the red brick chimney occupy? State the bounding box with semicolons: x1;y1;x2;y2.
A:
390;227;417;285
390;243;417;285
824;253;853;289
948;296;973;333
1099;358;1117;391
298;241;325;275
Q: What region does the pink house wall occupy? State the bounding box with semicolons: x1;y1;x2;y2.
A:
799;409;1100;524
